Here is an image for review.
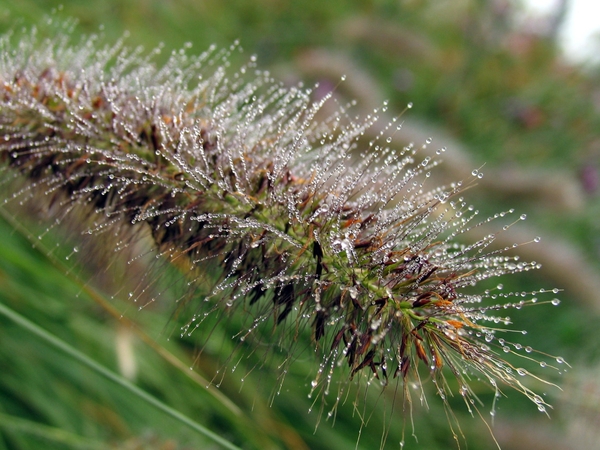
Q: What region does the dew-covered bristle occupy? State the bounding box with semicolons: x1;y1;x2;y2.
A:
0;21;566;447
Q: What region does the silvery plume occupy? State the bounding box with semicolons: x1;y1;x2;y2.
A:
0;20;567;447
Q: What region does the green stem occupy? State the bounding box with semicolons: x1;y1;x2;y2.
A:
0;301;242;450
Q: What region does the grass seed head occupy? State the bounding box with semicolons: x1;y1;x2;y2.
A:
0;20;567;447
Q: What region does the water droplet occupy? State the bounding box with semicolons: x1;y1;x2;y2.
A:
551;299;560;306
407;102;413;109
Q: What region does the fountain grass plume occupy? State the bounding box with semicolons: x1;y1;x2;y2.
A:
0;20;567;447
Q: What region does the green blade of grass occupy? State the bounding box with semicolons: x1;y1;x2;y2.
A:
0;412;107;450
0;301;242;450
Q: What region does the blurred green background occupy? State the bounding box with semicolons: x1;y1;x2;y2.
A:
1;1;600;449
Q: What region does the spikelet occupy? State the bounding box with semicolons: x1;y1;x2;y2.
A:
0;20;567;447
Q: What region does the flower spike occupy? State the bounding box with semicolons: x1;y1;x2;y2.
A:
0;21;566;447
